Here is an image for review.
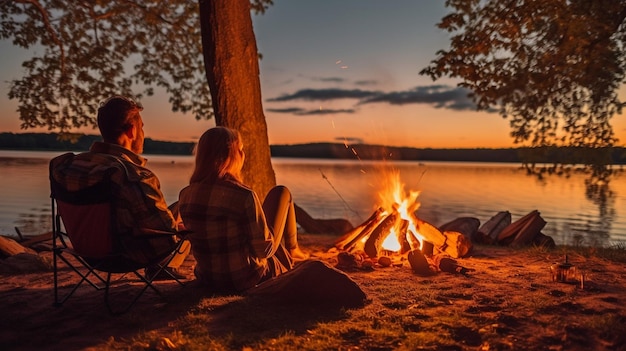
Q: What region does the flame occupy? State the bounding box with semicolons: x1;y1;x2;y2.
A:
378;170;423;252
382;228;402;251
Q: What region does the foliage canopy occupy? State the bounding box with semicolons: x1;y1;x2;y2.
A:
0;0;272;134
421;0;626;151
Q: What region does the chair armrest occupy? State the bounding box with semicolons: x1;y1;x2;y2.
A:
175;229;193;238
133;227;191;239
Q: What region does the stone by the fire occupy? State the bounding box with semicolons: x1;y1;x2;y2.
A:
378;256;392;267
248;259;367;308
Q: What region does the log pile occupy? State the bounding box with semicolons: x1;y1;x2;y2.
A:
475;210;555;248
334;208;473;259
334;208;555;270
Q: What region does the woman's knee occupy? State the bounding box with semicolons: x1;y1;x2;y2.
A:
266;185;292;205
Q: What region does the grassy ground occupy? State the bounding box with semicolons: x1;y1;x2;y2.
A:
2;234;626;351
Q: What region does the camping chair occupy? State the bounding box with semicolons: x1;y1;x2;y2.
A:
50;160;189;315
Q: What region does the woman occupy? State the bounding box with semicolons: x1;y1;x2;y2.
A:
178;127;308;293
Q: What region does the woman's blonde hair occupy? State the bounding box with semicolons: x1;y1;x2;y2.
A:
190;127;244;183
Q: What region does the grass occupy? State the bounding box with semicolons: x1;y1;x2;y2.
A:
67;238;626;350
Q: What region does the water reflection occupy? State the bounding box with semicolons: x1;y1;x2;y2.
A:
15;210;52;238
570;174;615;247
1;151;625;247
521;161;620;247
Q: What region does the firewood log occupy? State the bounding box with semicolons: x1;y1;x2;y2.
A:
412;217;447;247
407;229;422;252
363;212;398;258
421;240;434;256
476;211;511;244
439;217;480;243
334;208;383;250
0;235;36;258
342;210;388;251
497;210;537;244
396;219;412;254
408;249;433;275
510;212;547;248
430;254;473;275
436;231;473;258
498;210;546;246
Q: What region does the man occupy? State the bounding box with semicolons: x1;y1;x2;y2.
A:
50;95;190;279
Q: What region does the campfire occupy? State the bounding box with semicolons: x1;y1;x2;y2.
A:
334;170;473;262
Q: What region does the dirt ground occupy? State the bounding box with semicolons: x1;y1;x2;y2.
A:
1;233;625;350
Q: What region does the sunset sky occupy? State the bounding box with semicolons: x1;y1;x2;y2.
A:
1;0;625;148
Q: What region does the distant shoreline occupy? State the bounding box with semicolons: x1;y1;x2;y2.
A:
1;132;625;164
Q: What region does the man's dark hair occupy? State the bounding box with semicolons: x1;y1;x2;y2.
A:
97;96;144;142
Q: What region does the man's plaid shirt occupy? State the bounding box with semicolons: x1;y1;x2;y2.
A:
50;142;178;263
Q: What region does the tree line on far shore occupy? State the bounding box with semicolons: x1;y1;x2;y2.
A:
0;132;625;164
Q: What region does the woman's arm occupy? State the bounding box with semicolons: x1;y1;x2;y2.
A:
246;191;279;258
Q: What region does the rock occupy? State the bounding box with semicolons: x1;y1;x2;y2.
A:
336;251;361;270
248;259;367;308
0;252;53;274
377;256;392;267
295;204;354;234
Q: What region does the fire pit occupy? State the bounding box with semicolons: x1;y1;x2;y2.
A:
334;171;473;260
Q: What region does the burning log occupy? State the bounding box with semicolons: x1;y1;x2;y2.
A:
438;231;473;258
406;229;422;254
363;212;399;258
421;241;434;256
395;219;412;254
412;217;447;248
334;208;385;251
335;206;473;259
412;218;473;258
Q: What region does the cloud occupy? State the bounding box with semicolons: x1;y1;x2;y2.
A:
265;85;487;113
265;107;306;114
266;88;378;102
360;85;478;111
267;107;355;115
334;136;364;144
314;77;346;83
354;79;378;86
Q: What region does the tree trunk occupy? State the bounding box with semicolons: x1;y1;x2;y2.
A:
198;0;276;199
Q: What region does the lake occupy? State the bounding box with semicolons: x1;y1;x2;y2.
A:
1;150;625;247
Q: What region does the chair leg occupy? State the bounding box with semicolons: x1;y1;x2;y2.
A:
53;250;60;307
104;272;162;315
53;251;107;307
146;262;187;287
54;241;188;314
